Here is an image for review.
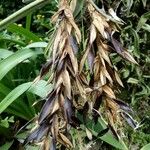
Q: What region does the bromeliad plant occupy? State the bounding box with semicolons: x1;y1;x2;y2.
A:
24;0;139;149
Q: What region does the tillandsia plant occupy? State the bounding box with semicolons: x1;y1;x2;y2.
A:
24;0;139;149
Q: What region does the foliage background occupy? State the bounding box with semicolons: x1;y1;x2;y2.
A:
0;0;149;149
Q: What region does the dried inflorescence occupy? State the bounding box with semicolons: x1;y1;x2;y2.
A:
24;0;138;149
79;0;138;137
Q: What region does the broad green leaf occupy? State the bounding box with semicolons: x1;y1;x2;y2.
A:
29;80;52;98
77;114;128;150
0;83;11;95
0;83;33;119
7;24;41;42
141;143;150;150
0;49;14;59
91;119;128;150
0;141;14;150
0;80;51;120
25;42;48;48
0;49;36;81
0;82;32;114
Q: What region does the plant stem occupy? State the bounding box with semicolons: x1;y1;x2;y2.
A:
0;0;50;31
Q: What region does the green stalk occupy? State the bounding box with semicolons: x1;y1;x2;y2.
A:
26;13;32;31
0;0;50;31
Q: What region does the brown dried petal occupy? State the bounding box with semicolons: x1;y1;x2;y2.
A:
90;24;97;44
40;60;52;78
62;69;71;99
67;45;78;75
53;27;62;62
113;99;133;113
121;112;137;129
103;85;116;99
114;71;124;87
38;91;59;124
64;98;73;122
69;35;78;55
122;51;138;64
88;49;95;73
58;132;73;148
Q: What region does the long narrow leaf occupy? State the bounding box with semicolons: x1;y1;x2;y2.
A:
0;49;36;81
7;24;41;42
0;49;14;60
0;82;32;114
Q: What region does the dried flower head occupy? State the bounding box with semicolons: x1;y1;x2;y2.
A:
24;0;138;149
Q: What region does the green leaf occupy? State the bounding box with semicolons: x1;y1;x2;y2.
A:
77;114;128;150
137;11;150;31
8;116;14;123
92;119;128;150
0;49;14;59
25;42;48;48
0;49;36;81
29;80;52;98
129;28;140;58
26;13;32;30
7;24;41;42
0;37;26;46
0;118;9;128
0;141;14;150
0;83;34;120
127;78;139;84
0;82;32;114
142;24;150;32
141;143;150;150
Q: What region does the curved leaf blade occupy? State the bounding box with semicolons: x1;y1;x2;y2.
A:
141;143;150;150
0;82;32;114
0;49;36;81
0;49;14;59
25;42;48;48
7;24;41;42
